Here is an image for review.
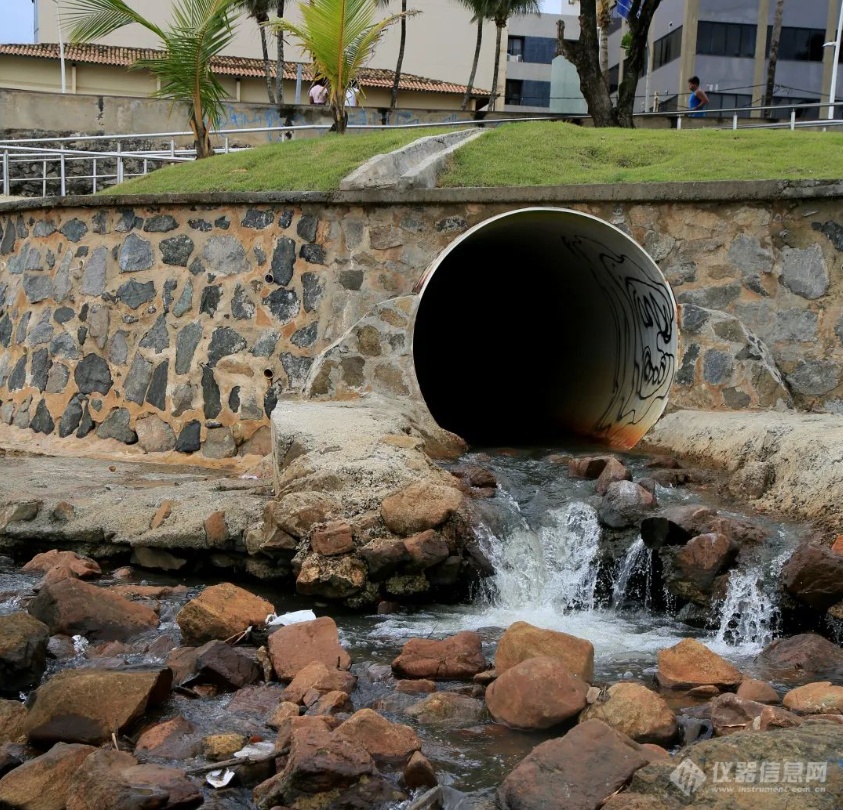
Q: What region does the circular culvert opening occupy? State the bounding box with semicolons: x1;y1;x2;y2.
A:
412;208;677;449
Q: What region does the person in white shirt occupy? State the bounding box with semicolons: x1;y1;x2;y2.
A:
345;82;359;108
309;78;328;105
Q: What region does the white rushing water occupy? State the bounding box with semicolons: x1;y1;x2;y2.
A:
611;537;653;610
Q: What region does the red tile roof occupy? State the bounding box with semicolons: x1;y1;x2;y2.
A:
0;43;487;97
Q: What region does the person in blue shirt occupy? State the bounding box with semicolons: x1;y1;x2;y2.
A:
688;76;709;117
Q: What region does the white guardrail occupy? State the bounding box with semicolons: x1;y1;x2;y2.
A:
1;104;842;198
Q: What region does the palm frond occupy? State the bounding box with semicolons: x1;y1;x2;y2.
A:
62;0;167;42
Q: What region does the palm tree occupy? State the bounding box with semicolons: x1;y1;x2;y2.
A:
237;0;275;103
276;1;286;107
597;0;611;82
376;0;411;109
456;0;492;111
487;0;540;111
63;0;240;158
272;0;413;132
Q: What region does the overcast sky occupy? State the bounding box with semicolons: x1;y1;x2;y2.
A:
4;0;561;45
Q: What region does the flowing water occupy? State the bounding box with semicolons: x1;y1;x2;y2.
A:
0;447;815;806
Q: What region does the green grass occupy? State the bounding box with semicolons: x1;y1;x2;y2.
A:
438;121;843;187
103;128;457;195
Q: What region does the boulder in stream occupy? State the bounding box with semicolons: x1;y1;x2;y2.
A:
0;611;49;693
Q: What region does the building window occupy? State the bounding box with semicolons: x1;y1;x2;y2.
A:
653;26;682;70
608;64;619;94
507;36;524;61
523;36;558;65
707;92;753;116
768;27;826;62
697;22;756;57
521;80;551;107
505;79;523;105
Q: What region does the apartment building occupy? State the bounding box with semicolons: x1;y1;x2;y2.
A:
607;0;843;117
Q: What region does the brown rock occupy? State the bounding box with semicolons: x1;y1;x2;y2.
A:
781;540;843;610
759;633;843;675
0;700;27;745
392;631;485;681
134;715;201;760
495;621;594;682
268;616;351;681
656;638;743;690
295;554;367;599
134;415;176;454
307;690;354;716
226;683;286;718
403;530;451;570
686;684;720;697
51;502;76;523
486;655;589;730
737;678;780;704
27;578;158;642
396;679;436;694
194;640;261;690
22;550;100;579
334;708;421;765
404;692;487;726
676;533;738;590
595;457;632;495
0;742;95;810
203;733;247;760
832;535;843;555
360;538;409;581
149;499;173;530
0;611;49;692
268;701;300;728
25;667;172;745
710;693;802;736
311;521;354;556
265;492;339;539
204;510;229;546
130;546;187;572
497;719;653;810
0;500;41;531
177;582;274;645
568;456;612;479
404;751;437;790
580;682;677;744
783;681;843;714
381;480;463;536
166;646;198;685
281;661;358;704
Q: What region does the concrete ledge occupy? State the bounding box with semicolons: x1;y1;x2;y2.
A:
2;178;843;214
643;409;843;525
339;129;484;191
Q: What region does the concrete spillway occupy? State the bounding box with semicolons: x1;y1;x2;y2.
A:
412;208;678;449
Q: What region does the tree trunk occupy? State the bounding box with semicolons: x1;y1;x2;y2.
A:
276;0;285;108
259;25;275;104
332;102;347;134
462;17;483;111
390;0;407;109
489;22;504;111
599;25;609;81
764;0;784;116
191;110;214;159
615;0;661;126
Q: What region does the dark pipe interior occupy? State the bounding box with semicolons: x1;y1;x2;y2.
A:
413;215;621;446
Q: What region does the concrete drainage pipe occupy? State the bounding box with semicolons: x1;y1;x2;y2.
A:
412;208;678;449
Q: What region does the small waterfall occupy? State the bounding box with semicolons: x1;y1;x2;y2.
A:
712;567;779;650
611;537;653;610
481;501;602;612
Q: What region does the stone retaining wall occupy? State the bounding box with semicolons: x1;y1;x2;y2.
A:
0;182;842;456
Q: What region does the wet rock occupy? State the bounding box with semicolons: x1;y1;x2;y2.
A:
737;679;780;704
403;530;450;570
498;720;653;810
0;612;49;693
710;693;801;736
334;708;421;765
0;742;95;810
381;480;463;536
134;414;176;453
0;700;26;745
308;689;354;716
599;481;655;529
404;750;438;790
580;682;677;744
640;505;717;550
783;681;843;714
311;521;354;556
282;661;358;705
405;691;488;726
595;457;633;494
568;456;613;479
486;656;589;730
360;538;409;581
268;616;351;681
781;539;843;610
495;621;594;682
64;748;201;810
134;715;201;760
392;631;485;681
95;408;138;445
226;683;286;719
194;640;261;690
28;578;158;642
759;633;843;675
667;533;738;604
24;667;171;745
177;582;274;646
131;546;187;572
656;639;743;690
269;701;300;728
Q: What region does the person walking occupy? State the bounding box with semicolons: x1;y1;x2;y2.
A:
688;76;709;117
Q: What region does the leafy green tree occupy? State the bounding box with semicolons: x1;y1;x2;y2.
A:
237;0;276;103
272;0;413;132
456;0;492;111
64;0;240;157
487;0;540;110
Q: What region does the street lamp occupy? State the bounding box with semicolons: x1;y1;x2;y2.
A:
52;0;67;94
824;0;843;120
